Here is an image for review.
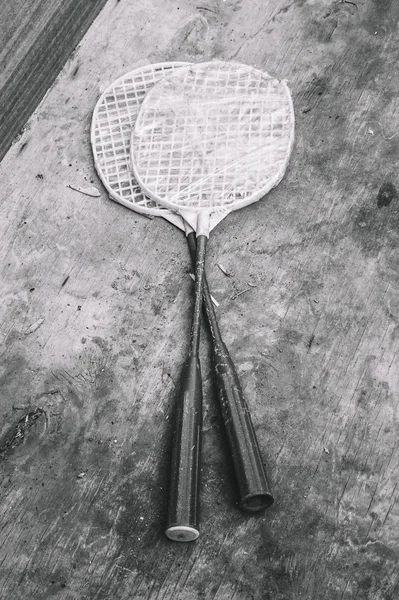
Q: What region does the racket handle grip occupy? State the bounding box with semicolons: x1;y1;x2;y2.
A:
213;346;274;512
166;355;202;542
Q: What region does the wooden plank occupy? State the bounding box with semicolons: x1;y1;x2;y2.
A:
0;0;109;161
0;0;399;598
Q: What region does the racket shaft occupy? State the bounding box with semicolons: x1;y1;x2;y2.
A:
186;233;273;512
189;235;207;357
166;235;207;541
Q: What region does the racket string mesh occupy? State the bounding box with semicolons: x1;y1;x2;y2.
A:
132;62;294;211
91;63;188;214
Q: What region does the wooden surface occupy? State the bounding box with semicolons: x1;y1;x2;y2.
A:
1;1;399;598
0;0;108;161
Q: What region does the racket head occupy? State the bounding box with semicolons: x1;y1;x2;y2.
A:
131;61;295;219
91;61;190;230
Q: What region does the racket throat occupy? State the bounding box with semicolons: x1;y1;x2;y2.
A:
181;210;210;238
189;234;208;357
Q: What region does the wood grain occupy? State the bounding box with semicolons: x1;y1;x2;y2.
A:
0;1;399;598
0;0;109;162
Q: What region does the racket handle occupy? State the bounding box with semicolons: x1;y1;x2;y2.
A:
213;345;274;512
166;355;202;542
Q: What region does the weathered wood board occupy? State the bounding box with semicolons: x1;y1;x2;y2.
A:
0;0;109;161
1;1;398;598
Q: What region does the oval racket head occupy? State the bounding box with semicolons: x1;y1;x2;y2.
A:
131;61;295;220
91;61;190;229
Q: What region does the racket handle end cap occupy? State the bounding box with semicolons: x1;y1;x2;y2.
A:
166;525;200;542
240;492;274;513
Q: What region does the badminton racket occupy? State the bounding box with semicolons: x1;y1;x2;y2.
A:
91;61;292;540
131;61;295;540
91;61;273;521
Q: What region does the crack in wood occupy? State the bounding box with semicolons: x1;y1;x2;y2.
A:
0;406;47;458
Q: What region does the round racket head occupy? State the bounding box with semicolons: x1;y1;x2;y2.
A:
90;61;190;223
131;61;295;216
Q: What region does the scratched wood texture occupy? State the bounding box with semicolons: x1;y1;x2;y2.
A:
0;0;109;161
1;1;399;598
